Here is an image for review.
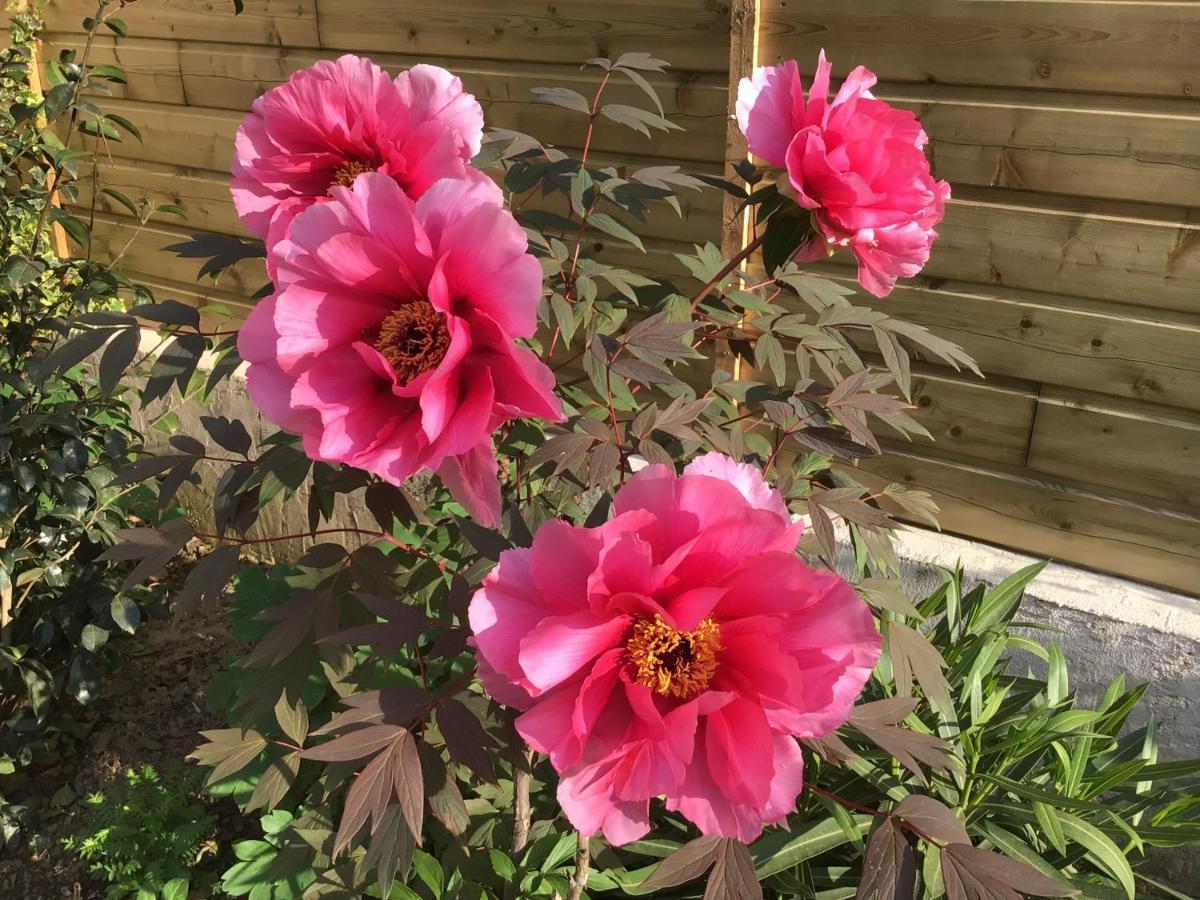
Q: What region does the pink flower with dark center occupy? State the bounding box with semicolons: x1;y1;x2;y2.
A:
468;453;881;843
231;55;486;247
237;172;562;526
737;52;950;297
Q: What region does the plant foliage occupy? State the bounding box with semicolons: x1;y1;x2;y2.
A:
38;31;1200;900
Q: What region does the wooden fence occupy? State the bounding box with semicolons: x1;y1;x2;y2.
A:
36;0;1200;593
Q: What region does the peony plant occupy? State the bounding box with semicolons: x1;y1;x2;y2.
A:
63;45;1198;900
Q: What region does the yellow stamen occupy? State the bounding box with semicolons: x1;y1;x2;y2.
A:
329;160;375;190
625;615;720;699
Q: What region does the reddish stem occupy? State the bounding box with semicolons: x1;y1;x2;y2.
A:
688;231;767;314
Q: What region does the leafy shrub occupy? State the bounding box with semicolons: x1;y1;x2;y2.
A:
51;30;1199;900
61;763;216;899
0;2;177;842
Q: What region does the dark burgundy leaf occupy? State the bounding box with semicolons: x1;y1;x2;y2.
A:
142;333;205;404
109;453;187;486
188;728;267;786
129;297;201;328
850;699;957;784
453;515;512;561
393;729;424;841
802;733;859;767
364;804;415;895
320;594;428;656
942;844;1078;899
303;724;407;763
888;621;953;718
419;741;470;837
169;434;205;456
200;415;252;456
365;481;418;532
857;819;915;900
893;795;970;847
98;518;194;591
297;543;347;568
158;456;199;511
637;835;722;892
98;327;139;395
611;356;675;386
528;432;596;475
348;545;399;596
173;543;241;619
436;698;498;783
246;751;300;812
703;839;763;900
334;738;399;857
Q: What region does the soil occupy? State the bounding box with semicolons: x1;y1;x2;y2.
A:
0;568;244;900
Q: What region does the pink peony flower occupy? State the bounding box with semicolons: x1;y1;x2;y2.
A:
237;172;562;526
468;453;881;844
231;55;486;247
737;52;950;297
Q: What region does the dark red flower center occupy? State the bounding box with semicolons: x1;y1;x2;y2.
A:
374;300;451;385
329;161;375;192
626;615;720;699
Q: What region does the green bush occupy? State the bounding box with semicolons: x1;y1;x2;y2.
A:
0;2;175;843
61;763;216;899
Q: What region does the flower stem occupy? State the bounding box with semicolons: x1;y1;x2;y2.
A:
688;231;767;314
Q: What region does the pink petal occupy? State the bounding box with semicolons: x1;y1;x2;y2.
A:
682;452;790;521
736;61;803;168
437;441;501;527
518;610;631;693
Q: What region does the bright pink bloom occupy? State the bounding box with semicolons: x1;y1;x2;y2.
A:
469;453;880;844
231;55;485;247
737;52;950;297
237;172;562;526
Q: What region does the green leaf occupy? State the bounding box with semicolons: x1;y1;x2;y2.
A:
80;623;109;652
104;17;129;35
105;112;142;141
110;594;141;634
162;878;189;900
970;561;1047;632
751;816;871;877
588;213;644;251
1056;810;1136;899
88;63;127;83
529;86;591;114
100;187;139;215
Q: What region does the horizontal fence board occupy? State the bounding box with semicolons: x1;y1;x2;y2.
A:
44;34;727;165
873;278;1200;414
905;371;1036;468
44;0;321;47
924;192;1200;315
314;0;732;72
856;448;1200;595
758;0;1200;98
1028;389;1200;509
881;86;1200;208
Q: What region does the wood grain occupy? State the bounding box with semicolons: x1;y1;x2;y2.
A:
44;0;321;47
1027;389;1200;508
315;0;733;72
857;448;1200;595
759;0;1200;98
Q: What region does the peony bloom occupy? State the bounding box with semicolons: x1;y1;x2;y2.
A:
237;172;562;526
737;52;950;297
469;453;881;844
231;55;485;248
